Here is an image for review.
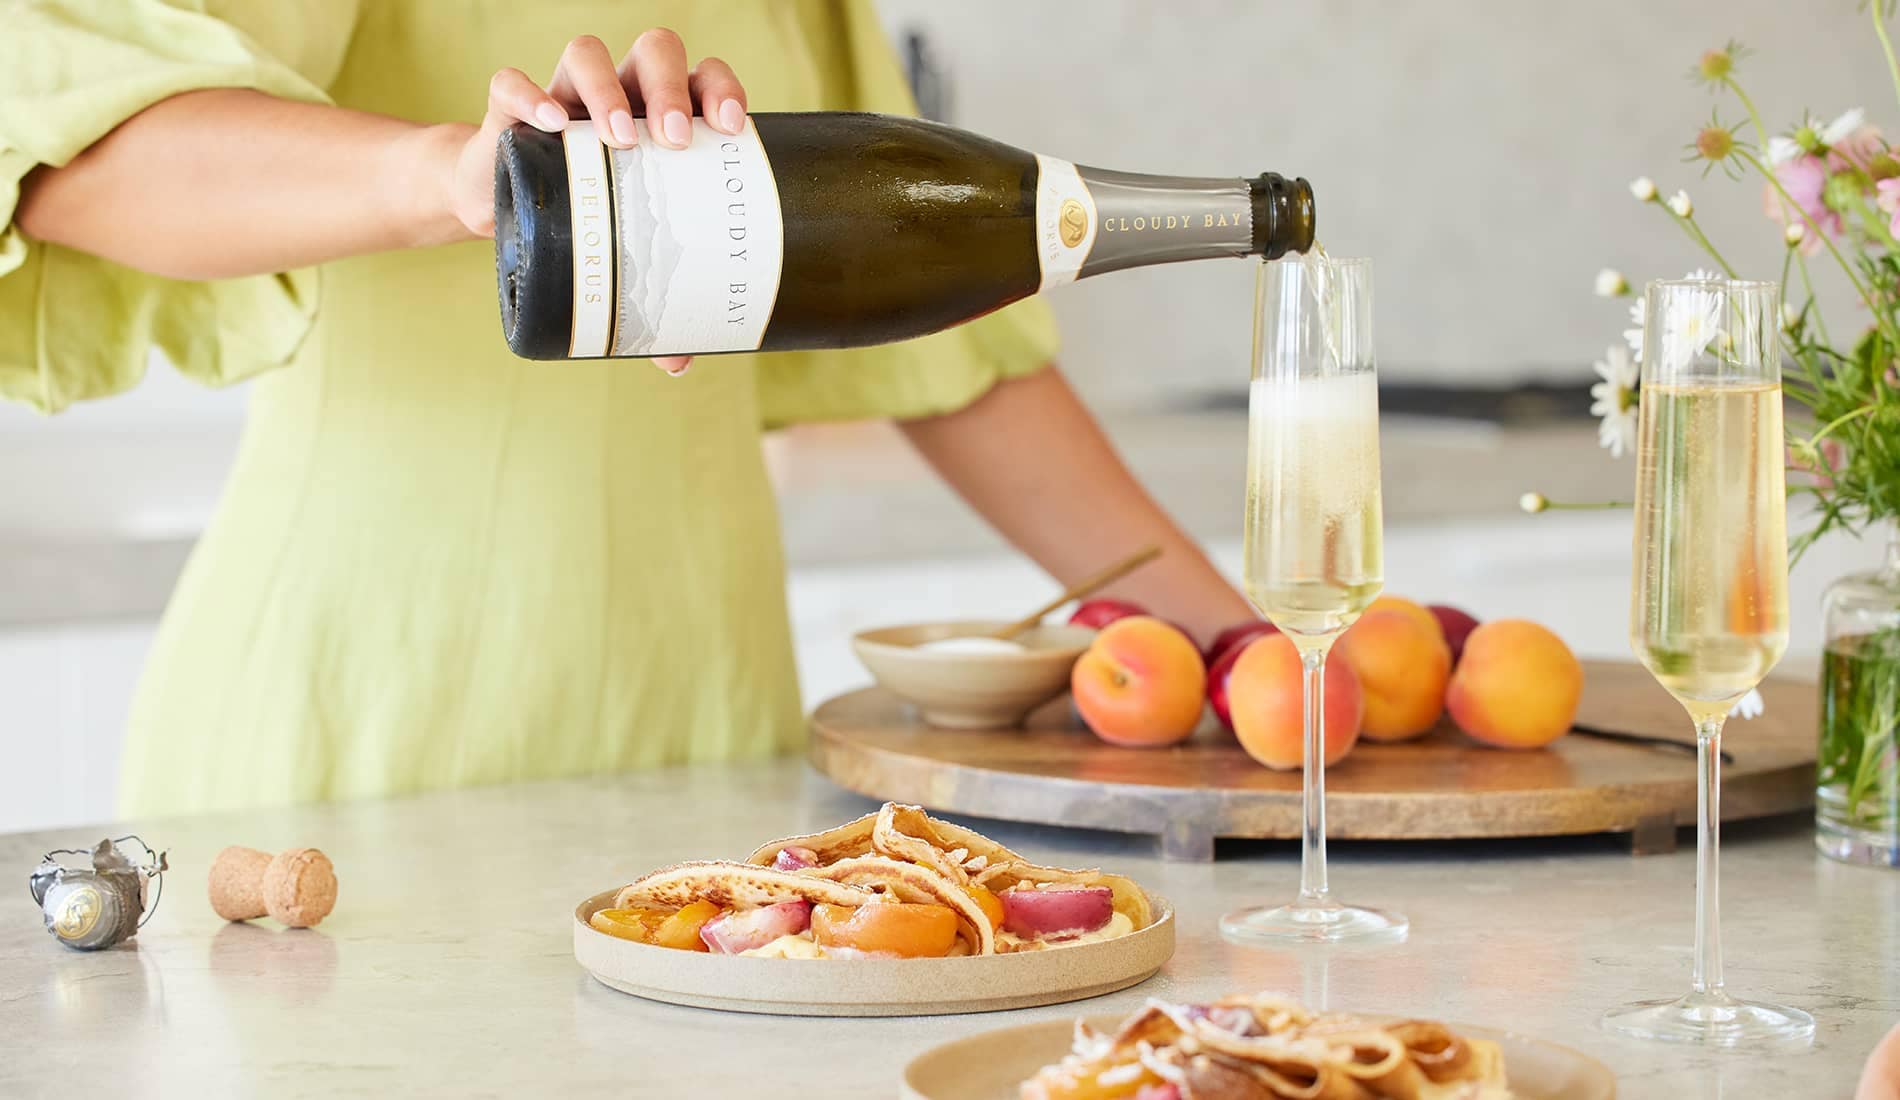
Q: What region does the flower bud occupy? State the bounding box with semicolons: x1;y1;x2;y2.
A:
1594;268;1630;297
1667;190;1694;217
1630;177;1659;202
1784;221;1807;247
1694;126;1736;163
1519;492;1549;514
1696;47;1734;82
1825;171;1869;210
1781;303;1801;331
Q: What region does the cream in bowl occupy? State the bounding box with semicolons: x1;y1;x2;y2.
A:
851;620;1094;729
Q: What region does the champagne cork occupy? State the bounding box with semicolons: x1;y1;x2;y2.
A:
208;846;338;928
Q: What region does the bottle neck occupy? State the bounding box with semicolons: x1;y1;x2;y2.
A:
1046;164;1314;287
1249;173;1316;260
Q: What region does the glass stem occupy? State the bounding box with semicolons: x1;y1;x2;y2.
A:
1692;713;1727;998
1298;645;1331;905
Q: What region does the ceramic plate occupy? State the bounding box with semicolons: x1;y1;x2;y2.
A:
572;889;1174;1017
901;1013;1616;1099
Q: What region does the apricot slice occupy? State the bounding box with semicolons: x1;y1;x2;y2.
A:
588;908;664;943
653;900;719;952
810;902;959;958
968;884;1007;932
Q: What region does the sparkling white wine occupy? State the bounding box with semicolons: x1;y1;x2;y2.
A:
1631;381;1789;716
1245;372;1384;639
495;113;1315;359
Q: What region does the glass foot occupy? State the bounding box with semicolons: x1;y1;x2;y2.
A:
1601;991;1815;1048
1220;900;1408;945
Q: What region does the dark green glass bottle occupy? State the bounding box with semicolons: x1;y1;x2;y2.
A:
496;112;1314;360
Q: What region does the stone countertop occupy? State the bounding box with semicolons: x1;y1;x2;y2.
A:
1;764;1893;1098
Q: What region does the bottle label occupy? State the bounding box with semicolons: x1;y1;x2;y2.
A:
562;125;616;358
562;120;785;358
1034;155;1099;293
1034;158;1254;292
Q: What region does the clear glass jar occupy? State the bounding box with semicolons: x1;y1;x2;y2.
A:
1816;536;1900;867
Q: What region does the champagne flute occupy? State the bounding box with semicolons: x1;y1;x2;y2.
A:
1602;277;1814;1045
1220;255;1407;945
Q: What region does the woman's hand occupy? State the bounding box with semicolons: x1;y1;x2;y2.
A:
450;28;748;374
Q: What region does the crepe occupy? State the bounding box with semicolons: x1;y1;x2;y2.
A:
607;802;1151;960
751;802;1154;936
801;853;997;955
1021;994;1513;1100
612;861;873;911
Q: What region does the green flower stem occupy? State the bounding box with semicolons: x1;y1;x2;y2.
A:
1796;251;1832;346
1537;499;1631;511
1721;75;1772;147
1875;1;1900;116
1660;208;1738;277
1744;150;1884;324
1809;403;1875;445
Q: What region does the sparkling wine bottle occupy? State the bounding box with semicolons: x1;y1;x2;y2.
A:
494;112;1314;360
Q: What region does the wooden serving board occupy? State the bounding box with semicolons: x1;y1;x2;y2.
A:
809;660;1817;861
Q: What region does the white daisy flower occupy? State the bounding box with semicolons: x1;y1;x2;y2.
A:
1595;268;1630;297
1590;344;1640;458
1668;190;1695;217
1683;268;1721;282
1821;107;1866;146
1660;285;1723;370
1624;297;1647;357
1630;177;1658;202
1766;135;1804;165
1729;688;1765;719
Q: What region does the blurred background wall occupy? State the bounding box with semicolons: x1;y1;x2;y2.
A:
879;0;1876;400
0;1;1889;830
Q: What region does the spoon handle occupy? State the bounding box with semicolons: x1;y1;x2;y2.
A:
1571;723;1736;765
988;545;1163;640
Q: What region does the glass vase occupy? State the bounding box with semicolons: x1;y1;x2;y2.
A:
1816;535;1900;868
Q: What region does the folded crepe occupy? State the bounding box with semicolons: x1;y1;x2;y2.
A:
613;861;873;911
801;854;996;955
750;802;1153;934
1020;994;1513;1100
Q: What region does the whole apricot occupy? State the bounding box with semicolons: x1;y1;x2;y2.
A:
1335;610;1452;742
1072;616;1206;747
1228;633;1363;770
1446;620;1582;749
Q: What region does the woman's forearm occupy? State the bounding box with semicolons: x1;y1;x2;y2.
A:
899;366;1256;647
15;89;475;281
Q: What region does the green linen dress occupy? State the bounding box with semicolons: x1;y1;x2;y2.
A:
0;0;1059;817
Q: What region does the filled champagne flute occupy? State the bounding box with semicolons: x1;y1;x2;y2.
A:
1602;277;1814;1045
1220;255;1407;945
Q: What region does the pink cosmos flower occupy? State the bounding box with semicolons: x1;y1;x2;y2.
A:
1827;124;1885;173
1877;177;1900;240
1763;154;1839;254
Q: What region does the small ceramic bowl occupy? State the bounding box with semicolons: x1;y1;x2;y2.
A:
851;620;1096;730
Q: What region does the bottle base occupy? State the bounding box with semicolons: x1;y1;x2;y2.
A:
1815;813;1900;868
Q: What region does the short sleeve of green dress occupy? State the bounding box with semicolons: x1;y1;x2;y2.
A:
0;1;361;412
751;0;1061;428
